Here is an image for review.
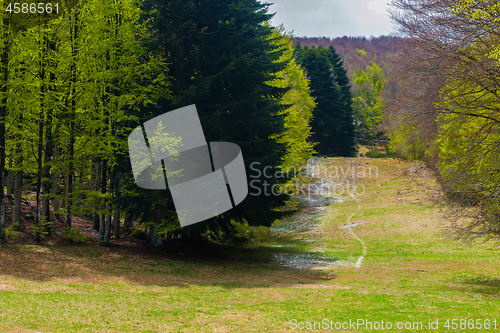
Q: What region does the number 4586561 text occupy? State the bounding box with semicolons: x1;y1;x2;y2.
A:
5;3;59;14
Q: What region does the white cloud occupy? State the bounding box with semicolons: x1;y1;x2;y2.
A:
266;0;395;38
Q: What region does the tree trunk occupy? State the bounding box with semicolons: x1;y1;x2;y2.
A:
103;165;114;244
51;146;60;214
42;37;56;233
35;25;48;242
148;207;164;248
112;177;120;238
0;20;10;241
113;209;120;239
92;158;101;230
124;211;133;231
42;161;52;232
12;154;22;228
35;104;43;242
104;209;112;244
62;174;69;211
99;159;107;239
103;164;116;244
66;7;79;229
6;157;13;196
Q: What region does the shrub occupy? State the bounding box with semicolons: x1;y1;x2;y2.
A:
366;143;401;158
129;227;148;240
5;227;19;240
62;227;87;244
232;220;272;243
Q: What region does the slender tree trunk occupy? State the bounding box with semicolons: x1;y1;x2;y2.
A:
0;19;10;241
35;115;43;242
51;146;60;214
112;176;120;238
51;178;59;213
6;158;13;197
42;142;52;232
66;6;79;228
12;153;22;228
42;37;56;233
148;207;164;248
92;158;101;230
66;120;74;228
62;174;68;211
103;165;114;244
124;211;133;231
99;159;107;239
34;25;48;242
113;208;120;239
104;209;112;244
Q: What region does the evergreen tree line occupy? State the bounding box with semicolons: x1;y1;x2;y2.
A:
293;36;402;143
294;44;357;157
0;0;355;245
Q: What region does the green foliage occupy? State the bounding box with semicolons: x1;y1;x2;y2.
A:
5;226;19;240
231;220;271;243
351;59;386;142
62;227;88;244
294;45;357;157
265;25;316;169
453;1;500;63
356;48;367;58
0;0;169;240
365;144;400;159
388;117;427;160
435;78;500;201
28;221;51;238
129;227;148;240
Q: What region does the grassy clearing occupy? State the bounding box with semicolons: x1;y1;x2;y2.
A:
1;157;500;332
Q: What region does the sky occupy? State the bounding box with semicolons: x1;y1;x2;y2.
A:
266;0;396;38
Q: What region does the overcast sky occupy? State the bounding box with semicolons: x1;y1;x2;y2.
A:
266;0;396;38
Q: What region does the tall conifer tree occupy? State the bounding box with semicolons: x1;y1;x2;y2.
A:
295;45;357;157
139;0;289;236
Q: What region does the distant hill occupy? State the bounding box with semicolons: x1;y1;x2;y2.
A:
292;36;405;77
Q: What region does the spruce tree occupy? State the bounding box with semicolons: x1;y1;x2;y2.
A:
295;45;357;157
138;0;289;237
327;46;357;156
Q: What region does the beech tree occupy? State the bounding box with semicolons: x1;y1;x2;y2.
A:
351;59;386;142
266;26;316;169
388;0;500;236
0;0;169;243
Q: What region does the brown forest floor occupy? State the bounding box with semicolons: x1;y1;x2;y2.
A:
3;195;144;249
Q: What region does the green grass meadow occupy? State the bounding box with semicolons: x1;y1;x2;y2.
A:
1;157;500;332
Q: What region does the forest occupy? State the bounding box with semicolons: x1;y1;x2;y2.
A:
0;0;497;248
386;0;500;236
0;0;358;246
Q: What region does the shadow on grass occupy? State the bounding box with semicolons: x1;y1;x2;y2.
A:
0;238;338;290
453;277;500;298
